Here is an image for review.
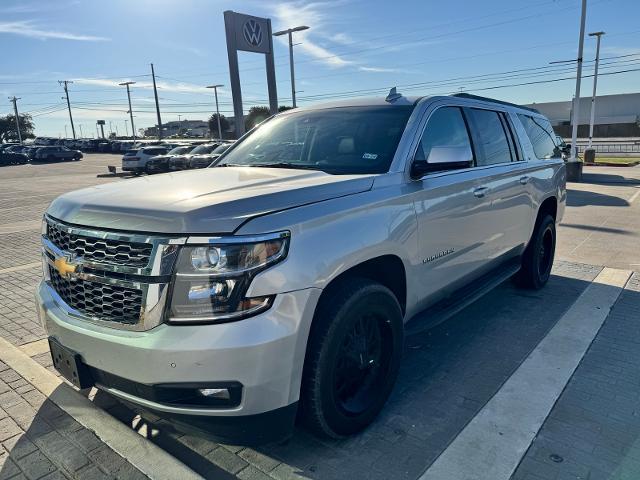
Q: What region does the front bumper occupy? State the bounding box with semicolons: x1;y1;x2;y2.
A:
36;280;321;443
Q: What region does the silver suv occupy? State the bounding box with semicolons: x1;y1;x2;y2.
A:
36;92;566;444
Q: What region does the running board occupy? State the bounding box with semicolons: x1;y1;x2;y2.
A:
405;258;521;336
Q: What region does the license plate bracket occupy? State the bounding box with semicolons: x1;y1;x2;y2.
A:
48;337;94;389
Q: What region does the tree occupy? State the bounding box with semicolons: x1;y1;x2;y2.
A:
208;113;230;138
244;106;271;131
0;114;35;143
278;105;293;112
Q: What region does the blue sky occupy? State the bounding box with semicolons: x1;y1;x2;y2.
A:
1;0;639;137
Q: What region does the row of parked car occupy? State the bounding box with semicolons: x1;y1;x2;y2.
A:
0;143;83;165
122;141;234;174
32;137;211;154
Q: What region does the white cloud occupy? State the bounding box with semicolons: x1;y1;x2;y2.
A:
0;20;109;41
271;2;352;68
358;66;398;73
73;78;208;94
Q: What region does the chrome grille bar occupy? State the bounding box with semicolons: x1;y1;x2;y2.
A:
42;215;187;331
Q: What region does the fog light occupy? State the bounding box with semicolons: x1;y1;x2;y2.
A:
198;388;231;400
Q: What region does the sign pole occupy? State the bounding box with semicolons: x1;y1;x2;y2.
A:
225;11;245;138
265;18;278;115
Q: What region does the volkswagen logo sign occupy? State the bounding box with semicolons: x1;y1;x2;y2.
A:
243;19;263;47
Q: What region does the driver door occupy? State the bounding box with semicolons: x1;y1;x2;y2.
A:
409;106;493;308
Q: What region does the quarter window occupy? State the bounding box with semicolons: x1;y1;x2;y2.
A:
518;114;561;159
415;107;473;165
466;109;513;166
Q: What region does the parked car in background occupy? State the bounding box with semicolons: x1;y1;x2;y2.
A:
168;143;219;171
0;151;29;165
34;146;83;162
145;145;196;174
189;142;234;169
122;145;170;173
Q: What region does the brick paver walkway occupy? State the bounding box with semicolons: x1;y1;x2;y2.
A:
0;361;148;480
512;272;640;480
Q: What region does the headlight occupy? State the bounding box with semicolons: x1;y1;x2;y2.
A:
168;232;290;324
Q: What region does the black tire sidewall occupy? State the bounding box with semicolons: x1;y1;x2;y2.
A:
528;215;556;288
307;281;403;437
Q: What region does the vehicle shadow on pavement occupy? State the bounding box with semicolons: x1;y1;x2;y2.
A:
86;266;598;480
0;383;149;479
581;171;640;186
566;189;629;208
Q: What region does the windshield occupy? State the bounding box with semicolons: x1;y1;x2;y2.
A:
217;106;414;174
190;145;216;155
168;146;193;155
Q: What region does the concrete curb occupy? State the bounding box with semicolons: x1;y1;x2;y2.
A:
0;336;203;480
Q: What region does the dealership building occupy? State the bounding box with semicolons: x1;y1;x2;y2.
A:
525;92;640;138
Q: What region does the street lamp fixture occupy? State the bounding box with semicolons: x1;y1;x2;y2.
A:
206;84;224;140
119;81;136;142
273;25;310;108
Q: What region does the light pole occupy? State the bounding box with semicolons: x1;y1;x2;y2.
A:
9;96;22;144
119;81;136;142
273;25;309;108
124;119;129;137
570;0;587;166
64;125;68;138
206;84;224;140
79;124;84;138
587;31;605;148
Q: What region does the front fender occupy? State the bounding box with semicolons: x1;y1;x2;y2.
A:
238;186;419;299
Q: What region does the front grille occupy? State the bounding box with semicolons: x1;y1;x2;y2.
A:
49;266;143;325
47;220;152;268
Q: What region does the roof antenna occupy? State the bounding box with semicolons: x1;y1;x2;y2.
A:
385;87;402;103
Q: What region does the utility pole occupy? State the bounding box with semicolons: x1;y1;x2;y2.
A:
273;25;309;108
150;63;163;140
206;84;224;140
119;81;136;142
9;96;22;144
570;0;587;162
588;31;605;148
59;80;76;139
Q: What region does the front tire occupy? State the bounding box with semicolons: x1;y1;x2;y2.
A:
301;278;403;438
515;214;556;289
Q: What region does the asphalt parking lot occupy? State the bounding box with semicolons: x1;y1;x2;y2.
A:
1;154;639;480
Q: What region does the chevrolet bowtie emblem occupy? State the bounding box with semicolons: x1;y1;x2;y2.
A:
54;256;76;278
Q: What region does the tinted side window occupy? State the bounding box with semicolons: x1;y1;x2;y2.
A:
518;114;560;159
416;107;473;165
466;109;513;166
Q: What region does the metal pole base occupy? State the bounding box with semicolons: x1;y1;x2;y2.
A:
565;160;583;182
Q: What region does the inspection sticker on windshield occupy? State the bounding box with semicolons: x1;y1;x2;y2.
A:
363;153;378;160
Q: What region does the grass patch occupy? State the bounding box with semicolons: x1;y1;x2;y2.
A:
590;157;640;165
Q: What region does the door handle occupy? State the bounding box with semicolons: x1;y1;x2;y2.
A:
473;186;490;198
520;175;531;185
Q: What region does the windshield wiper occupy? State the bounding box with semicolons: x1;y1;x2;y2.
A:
248;162;321;171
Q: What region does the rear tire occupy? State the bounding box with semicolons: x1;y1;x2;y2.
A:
300;277;403;438
515;214;556;289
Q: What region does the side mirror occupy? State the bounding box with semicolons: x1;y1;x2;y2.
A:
411;145;473;178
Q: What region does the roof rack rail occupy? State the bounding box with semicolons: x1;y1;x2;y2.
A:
451;93;540;114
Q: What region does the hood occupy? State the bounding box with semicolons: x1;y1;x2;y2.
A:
47;167;374;234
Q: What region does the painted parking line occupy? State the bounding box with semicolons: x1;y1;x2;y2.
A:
420;267;632;480
0;336;202;480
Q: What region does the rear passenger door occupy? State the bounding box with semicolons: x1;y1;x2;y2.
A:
464;107;534;262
